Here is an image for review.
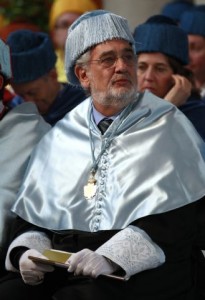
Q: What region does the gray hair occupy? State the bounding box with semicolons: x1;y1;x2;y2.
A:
76;51;91;66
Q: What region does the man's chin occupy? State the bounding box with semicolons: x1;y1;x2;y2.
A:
93;87;136;108
112;87;136;100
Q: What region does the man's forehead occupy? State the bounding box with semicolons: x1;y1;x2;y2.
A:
12;77;45;91
91;39;133;54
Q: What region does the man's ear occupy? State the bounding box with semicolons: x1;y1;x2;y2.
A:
74;65;90;89
0;75;4;90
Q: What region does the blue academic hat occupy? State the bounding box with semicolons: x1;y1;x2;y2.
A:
6;29;57;83
134;15;189;65
180;5;205;37
161;0;194;22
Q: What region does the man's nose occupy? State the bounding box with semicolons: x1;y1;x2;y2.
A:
114;57;129;70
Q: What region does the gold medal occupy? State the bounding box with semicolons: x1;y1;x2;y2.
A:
84;171;97;200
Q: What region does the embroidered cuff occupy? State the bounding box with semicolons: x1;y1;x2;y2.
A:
5;231;52;272
96;226;165;279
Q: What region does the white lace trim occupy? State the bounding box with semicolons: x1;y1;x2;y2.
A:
96;226;165;279
5;231;52;272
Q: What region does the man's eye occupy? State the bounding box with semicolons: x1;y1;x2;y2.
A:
123;54;134;61
101;57;115;64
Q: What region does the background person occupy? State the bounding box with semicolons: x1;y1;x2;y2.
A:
160;0;195;23
49;0;97;82
0;38;51;277
134;14;205;141
0;39;12;120
6;29;86;126
180;5;205;98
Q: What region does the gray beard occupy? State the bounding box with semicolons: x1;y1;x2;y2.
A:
92;87;137;110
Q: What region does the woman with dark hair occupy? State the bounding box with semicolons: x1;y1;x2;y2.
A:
134;15;205;141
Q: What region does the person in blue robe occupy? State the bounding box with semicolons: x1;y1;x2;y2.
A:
6;29;86;126
0;38;51;277
134;14;205;141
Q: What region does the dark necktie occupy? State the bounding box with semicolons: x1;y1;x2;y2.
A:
98;118;113;134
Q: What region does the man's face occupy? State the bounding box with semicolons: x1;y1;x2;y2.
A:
78;40;137;111
11;71;59;115
187;35;205;83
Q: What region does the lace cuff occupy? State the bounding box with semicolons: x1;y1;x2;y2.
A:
5;231;52;272
96;226;165;279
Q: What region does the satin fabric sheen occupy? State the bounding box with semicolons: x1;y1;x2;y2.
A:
0;102;51;249
12;91;205;231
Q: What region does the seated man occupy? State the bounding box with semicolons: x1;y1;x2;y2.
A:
0;38;51;277
6;29;86;126
1;10;205;300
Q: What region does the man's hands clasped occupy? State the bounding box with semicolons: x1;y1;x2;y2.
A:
19;248;118;285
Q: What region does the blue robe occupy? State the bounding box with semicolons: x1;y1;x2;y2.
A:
179;94;205;141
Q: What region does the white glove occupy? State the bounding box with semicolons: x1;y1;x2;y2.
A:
66;249;118;278
19;249;54;285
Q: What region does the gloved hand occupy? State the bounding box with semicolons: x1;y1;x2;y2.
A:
19;249;55;286
66;249;118;278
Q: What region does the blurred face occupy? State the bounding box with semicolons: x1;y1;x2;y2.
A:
11;70;59;115
52;12;81;50
187;35;205;85
137;52;174;98
76;40;137;114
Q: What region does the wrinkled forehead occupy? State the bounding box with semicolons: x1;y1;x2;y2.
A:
90;39;134;56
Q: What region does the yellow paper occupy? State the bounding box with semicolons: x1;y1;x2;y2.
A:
43;249;72;263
